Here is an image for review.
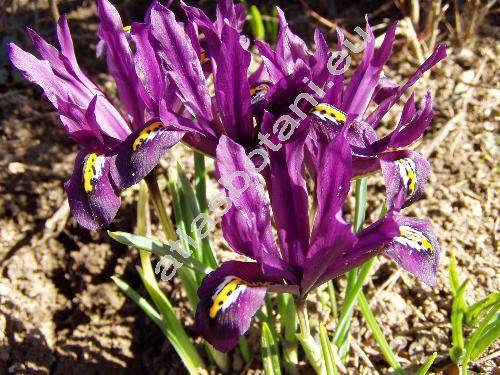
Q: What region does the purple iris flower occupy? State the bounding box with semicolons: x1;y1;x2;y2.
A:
195;128;440;352
8;0;185;231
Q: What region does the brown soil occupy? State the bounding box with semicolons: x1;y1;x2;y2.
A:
1;1;498;374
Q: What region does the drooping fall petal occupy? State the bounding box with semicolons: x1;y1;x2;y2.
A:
110;119;185;189
64;150;121;231
382;214;440;286
380;150;430;210
195;261;284;352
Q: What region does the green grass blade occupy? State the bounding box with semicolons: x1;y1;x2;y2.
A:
449;250;461;297
319;324;339;375
238;336;251;363
112;275;204;374
358;292;404;374
108;231;209;275
416;352;437;375
136;266;205;372
262;322;282;375
353;177;367;232
111;276;163;327
335;178;367;362
333;259;374;345
450;280;469;363
462;301;500;372
327;281;338;320
193;152;218;268
249;5;265;40
296;332;324;374
465;292;500;326
469;316;500;361
277;294;298;372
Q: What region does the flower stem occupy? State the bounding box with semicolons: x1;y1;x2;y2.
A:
294;296;325;374
295;296;311;336
145;173;176;241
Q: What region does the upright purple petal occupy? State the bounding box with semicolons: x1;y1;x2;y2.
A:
255;40;288;82
267;134;310;271
180;1;220;52
8;42;128;143
302;125;357;291
372;76;399;104
276;7;310;68
97;0;146;129
8;42;66;109
324;28;346;107
130;23;165;113
311;29;331;87
382;214;440;286
150;2;213;122
367;43;447;127
390;92;433;148
195;261;284;352
215;136;294;280
214;24;253;143
64;150;121;231
56;16;104;93
342;22;396;117
216;0;246;33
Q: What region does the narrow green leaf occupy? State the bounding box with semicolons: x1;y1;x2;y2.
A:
335;177;368;362
449;250;460;297
265;295;279;342
249;5;265;40
469;316;499;361
327;281;338;320
282;294;298;345
296;332;324;374
358;292;404;374
238;336;251;363
462;301;500;374
416;352;437;375
353;177;367;232
450;280;469;363
277;294;299;373
111;276;163;328
108;231;209;275
112;275;205;374
136;266;206;372
465;292;500;326
262;322;282;375
333;259;374;345
193;152;218;269
319;324;339;375
177;162;201;218
205;343;229;373
194;152;208;213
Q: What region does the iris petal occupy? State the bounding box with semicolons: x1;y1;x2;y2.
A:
110;119;185;190
382;214;440;286
380;150;430;210
195;261;283;352
64;150;121;231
